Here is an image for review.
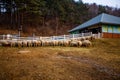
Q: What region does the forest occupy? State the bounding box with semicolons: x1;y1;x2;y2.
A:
0;0;120;36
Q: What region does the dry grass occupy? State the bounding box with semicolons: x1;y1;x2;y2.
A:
0;39;120;80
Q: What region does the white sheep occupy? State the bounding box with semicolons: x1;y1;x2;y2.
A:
22;40;28;47
52;40;59;46
70;40;78;47
41;40;47;46
0;40;9;46
77;40;82;47
82;40;92;47
27;40;32;47
37;40;42;47
43;41;49;46
32;40;39;47
58;40;64;46
63;40;70;47
9;40;17;47
70;40;82;47
17;40;22;47
81;37;86;41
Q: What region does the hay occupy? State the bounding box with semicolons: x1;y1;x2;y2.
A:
18;50;31;54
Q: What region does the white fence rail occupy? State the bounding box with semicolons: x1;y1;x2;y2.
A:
0;32;102;41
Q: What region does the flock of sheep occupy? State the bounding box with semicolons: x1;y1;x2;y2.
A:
0;36;95;47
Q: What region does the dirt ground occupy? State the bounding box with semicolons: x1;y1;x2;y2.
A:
0;39;120;80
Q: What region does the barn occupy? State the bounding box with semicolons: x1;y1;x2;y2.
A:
69;13;120;38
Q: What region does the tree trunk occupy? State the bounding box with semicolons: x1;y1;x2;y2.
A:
56;17;59;36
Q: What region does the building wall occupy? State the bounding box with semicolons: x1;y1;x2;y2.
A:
102;25;120;38
70;24;120;38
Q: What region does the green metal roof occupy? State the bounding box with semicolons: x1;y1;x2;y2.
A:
69;13;120;32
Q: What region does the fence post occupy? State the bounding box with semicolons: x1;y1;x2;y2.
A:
90;32;92;36
32;33;35;41
53;36;55;40
82;33;84;37
72;34;74;39
98;32;100;38
52;36;53;40
64;35;66;40
3;34;5;40
39;36;41;40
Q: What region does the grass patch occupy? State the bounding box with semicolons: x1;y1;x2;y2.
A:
0;39;120;80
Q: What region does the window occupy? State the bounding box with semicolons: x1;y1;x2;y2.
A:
102;25;108;32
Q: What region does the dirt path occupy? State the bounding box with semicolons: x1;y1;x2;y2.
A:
54;54;120;78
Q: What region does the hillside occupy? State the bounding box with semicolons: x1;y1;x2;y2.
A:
0;39;120;80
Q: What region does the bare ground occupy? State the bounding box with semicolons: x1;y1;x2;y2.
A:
0;39;120;80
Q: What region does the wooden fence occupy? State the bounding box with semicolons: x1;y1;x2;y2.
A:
0;32;102;41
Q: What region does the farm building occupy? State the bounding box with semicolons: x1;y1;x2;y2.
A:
69;13;120;38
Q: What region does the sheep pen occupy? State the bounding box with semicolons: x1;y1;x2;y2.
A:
0;36;94;47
